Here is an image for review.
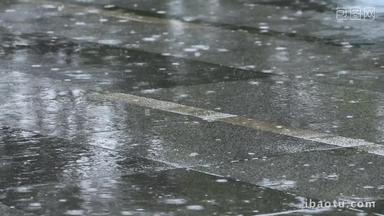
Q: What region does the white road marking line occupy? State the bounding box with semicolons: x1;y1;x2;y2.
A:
89;93;236;121
220;116;373;147
89;93;380;153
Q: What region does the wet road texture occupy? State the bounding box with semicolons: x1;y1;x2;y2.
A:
1;0;384;215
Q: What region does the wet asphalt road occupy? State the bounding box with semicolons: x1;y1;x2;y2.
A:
0;0;384;215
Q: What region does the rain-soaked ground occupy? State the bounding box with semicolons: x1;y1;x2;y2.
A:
1;0;384;215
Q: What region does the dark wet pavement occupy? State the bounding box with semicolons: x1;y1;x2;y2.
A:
1;0;384;215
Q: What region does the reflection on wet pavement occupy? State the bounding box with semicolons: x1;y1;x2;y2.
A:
0;32;270;91
1;127;356;215
0;0;384;215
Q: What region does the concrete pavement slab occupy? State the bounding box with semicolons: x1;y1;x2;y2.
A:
72;107;341;167
0;167;360;216
56;0;384;45
135;79;384;144
196;147;384;214
1;0;383;91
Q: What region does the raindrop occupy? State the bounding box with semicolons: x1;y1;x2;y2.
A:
186;205;204;210
177;94;188;98
184;48;198;52
341;42;353;48
75;22;86;26
42;4;56;9
275;47;287;51
142;37;156;42
325;174;339;180
191;45;210;51
99;193;113;199
163;198;187;205
142;89;158;94
142;35;161;42
183;16;195;22
87;9;99;14
98;39;121;45
15;186;32;193
65;210;84;215
261;69;273;73
145;109;151;116
29;203;42;209
248;81;259;85
104;4;116;9
189;152;199;157
242;65;255;70
337;70;349;75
